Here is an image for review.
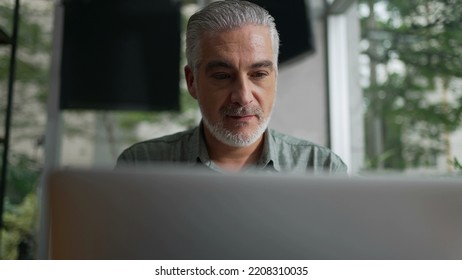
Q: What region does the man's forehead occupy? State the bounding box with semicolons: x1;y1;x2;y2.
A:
198;25;274;69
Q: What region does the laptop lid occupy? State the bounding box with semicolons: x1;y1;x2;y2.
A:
47;167;462;259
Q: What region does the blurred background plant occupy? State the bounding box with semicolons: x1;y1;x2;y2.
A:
359;0;462;173
0;0;51;259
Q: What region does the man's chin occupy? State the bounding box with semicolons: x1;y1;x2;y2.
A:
223;126;258;136
203;116;269;147
225;127;267;145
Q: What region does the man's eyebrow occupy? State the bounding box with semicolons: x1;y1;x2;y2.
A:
251;60;274;69
205;60;275;72
205;60;233;72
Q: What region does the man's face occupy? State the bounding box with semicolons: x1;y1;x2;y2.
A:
185;25;277;147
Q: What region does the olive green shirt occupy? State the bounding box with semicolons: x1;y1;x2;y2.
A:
117;125;347;174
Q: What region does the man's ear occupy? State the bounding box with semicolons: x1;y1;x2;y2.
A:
184;65;197;99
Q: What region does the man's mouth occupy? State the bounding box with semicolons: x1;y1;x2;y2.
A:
221;105;263;122
228;114;256;120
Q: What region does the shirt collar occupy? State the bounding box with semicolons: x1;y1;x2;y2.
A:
188;123;209;164
190;124;281;172
257;129;280;172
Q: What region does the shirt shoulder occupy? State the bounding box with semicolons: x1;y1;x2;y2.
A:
116;127;197;167
268;129;347;173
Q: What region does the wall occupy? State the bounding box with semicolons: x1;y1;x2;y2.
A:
271;18;328;147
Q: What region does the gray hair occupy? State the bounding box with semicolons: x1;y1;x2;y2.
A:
185;0;280;73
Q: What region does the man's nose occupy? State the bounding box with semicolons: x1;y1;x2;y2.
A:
230;75;253;106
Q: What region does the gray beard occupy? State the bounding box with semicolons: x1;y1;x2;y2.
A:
201;104;271;148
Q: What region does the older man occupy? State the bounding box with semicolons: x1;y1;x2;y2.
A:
117;0;346;173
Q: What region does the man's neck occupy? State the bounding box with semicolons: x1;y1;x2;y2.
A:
203;128;265;172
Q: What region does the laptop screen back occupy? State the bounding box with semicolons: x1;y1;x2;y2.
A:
47;168;462;259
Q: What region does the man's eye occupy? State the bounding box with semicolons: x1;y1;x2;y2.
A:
211;73;231;80
251;72;268;79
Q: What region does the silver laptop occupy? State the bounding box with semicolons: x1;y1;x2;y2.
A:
47;167;462;259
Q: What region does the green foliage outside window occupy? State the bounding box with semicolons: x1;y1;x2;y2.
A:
360;0;462;172
0;0;51;259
